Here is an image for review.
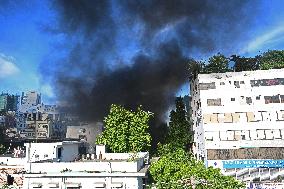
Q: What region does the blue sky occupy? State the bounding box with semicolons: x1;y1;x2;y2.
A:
1;0;284;102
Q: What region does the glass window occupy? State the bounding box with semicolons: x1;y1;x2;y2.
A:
207;98;222;106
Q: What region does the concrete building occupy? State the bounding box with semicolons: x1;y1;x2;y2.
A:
0;116;5;127
20;91;41;108
66;122;103;144
191;69;284;182
16;91;65;139
0;93;19;113
0;141;149;189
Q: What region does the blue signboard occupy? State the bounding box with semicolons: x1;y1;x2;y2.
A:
222;159;284;169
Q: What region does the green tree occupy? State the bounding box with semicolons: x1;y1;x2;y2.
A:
231;55;260;72
203;53;231;74
0;125;6;154
188;59;205;80
166;97;191;151
96;104;152;153
259;50;284;70
150;147;244;189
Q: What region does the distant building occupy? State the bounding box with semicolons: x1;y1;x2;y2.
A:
191;68;284;182
66;122;103;147
0;93;19;113
19;91;41;112
16;91;66;139
0;116;5;127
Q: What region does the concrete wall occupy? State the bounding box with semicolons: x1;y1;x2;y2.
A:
0;157;25;166
23;176;142;189
191;69;284;160
25;142;80;162
25;161;140;173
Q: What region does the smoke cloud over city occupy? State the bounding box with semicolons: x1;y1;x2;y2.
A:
44;0;259;125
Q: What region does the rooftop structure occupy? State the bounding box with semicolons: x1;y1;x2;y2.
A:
0;141;149;189
66;122;103;149
191;68;284;182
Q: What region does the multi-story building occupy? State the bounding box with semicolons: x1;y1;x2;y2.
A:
0;93;19;113
0;142;149;189
20;91;41;107
191;69;284;182
16;91;66;139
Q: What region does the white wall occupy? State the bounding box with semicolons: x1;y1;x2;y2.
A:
23;176;142;189
191;69;284;158
25;142;80;162
25;161;140;173
0;157;25;166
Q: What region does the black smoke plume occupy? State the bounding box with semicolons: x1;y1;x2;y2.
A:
43;0;259;145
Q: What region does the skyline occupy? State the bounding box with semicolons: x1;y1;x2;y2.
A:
1;1;284;103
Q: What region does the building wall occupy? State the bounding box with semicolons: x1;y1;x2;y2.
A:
24;142;80;163
191;69;284;179
23;176;142;189
66;123;103;145
0;142;148;189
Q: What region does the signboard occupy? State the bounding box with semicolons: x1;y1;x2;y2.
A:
223;159;284;169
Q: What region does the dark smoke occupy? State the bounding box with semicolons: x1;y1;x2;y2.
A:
43;0;259;136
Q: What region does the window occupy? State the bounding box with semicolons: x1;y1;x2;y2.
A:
207;98;222;106
199;82;216;90
281;95;284;103
272;95;280;103
264;95;280;104
251;78;284;87
231;98;235;101
234;81;240;88
246;97;252;104
264;96;272;104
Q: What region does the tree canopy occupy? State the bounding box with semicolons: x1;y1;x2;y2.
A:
96;104;152;153
150;146;244;189
189;50;284;77
166;97;191;151
149;96;244;189
203;53;231;73
259;50;284;70
0;126;6;154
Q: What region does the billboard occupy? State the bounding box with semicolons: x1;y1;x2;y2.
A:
222;159;284;169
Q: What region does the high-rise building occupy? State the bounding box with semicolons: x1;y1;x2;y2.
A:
0;93;19;113
20;91;41;106
0;94;8;112
191;69;284;181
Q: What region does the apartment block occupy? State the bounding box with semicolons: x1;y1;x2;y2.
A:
191;68;284;181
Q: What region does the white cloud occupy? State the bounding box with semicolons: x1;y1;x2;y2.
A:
0;53;20;78
242;24;284;54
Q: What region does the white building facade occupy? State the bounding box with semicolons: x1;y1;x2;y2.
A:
191;69;284;181
0;142;149;189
